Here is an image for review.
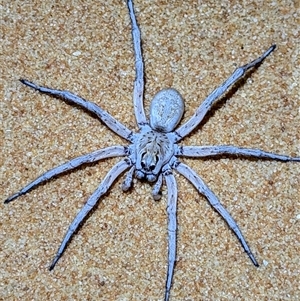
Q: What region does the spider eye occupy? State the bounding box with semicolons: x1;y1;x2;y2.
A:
141;161;156;171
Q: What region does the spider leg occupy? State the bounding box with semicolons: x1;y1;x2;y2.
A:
4;146;127;204
176;145;300;161
152;173;163;201
20;79;134;142
175;45;276;141
49;158;132;270
127;0;148;127
121;165;135;191
174;161;259;267
164;168;178;301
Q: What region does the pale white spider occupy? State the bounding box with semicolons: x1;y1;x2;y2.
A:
4;0;300;300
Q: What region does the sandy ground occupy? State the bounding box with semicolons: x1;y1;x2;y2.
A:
1;0;299;300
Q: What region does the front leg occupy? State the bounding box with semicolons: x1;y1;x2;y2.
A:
127;0;148;127
174;45;276;141
20;79;134;142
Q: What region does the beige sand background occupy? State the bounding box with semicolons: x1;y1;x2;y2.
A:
1;1;299;300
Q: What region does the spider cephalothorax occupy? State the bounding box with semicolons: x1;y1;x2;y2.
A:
4;1;299;300
135;128;174;182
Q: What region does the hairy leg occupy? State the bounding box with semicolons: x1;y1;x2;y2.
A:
164;169;178;301
49;158;132;270
20;79;134;141
176;145;300;161
127;0;147;127
175;45;276;141
5;146;128;203
174;161;259;266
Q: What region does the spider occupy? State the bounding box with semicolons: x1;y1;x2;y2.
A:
4;0;300;300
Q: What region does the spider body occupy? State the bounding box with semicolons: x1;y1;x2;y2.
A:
4;1;300;300
134;127;175;182
134;88;184;183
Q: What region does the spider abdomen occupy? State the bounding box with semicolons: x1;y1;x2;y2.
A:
150;88;184;133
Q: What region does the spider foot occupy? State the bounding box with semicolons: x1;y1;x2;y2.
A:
4;192;22;204
248;251;259;267
49;255;61;271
